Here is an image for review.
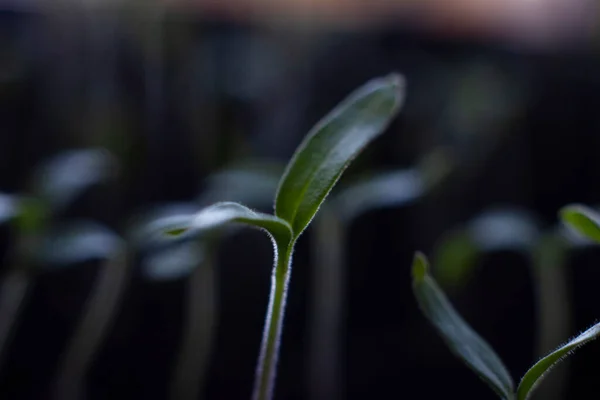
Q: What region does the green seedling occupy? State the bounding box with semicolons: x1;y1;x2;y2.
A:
431;207;575;400
306;147;452;400
136;163;282;400
0;149;117;373
412;252;600;400
144;74;405;400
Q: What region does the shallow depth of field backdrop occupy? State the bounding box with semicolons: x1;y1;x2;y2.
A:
1;0;600;399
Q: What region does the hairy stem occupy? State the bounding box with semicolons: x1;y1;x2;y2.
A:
0;268;30;368
252;244;293;400
308;210;344;400
531;234;570;400
53;250;129;400
170;245;217;400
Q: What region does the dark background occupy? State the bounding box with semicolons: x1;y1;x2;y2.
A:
1;4;600;399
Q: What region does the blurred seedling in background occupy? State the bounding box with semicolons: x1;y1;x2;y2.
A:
0;149;122;386
412;243;600;400
306;147;452;400
140;74;405;400
134;163;282;400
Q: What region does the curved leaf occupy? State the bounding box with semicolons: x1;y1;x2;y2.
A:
332;169;423;222
38;221;122;268
412;252;515;400
275;74;405;235
517;322;600;400
143;202;293;250
32;148;117;211
559;204;600;244
469;207;540;252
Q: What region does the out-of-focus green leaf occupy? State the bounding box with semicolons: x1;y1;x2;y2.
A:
274;74;405;236
38;221;122;268
332;169;423;222
432;229;479;290
559;204;600;244
517;322;600;400
412;252;515;400
32;148;117;211
469;208;539;252
143;241;206;280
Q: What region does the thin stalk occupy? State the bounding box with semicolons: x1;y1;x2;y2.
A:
252;244;293;400
170;244;217;400
0;268;30;368
53;249;130;400
307;209;344;400
531;234;570;400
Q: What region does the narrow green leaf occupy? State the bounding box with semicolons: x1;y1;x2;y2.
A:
559;204;600;243
144;202;293;249
275;74;405;235
517;322;600;400
412;252;515;400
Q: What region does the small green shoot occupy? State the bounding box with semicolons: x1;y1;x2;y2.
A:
559;204;600;243
412;252;600;400
412;252;515;400
153;74;405;400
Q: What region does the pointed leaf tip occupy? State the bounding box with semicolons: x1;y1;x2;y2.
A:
411;253;515;400
517;321;600;400
559;204;600;243
275;73;405;236
412;251;429;281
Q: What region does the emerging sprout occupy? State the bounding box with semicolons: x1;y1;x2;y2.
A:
147;74;405;400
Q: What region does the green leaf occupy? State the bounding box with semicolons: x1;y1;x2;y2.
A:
32;148;117;212
559;204;600;243
469;208;539;252
144;202;293;250
332;169;423;222
517;322;600;400
275;74;405;235
412;252;515;400
38;221;122;268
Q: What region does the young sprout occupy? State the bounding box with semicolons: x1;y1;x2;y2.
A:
431;207;575;400
0;149;116;371
412;252;600;400
306;147;452;400
136;164;282;400
148;74;405;400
